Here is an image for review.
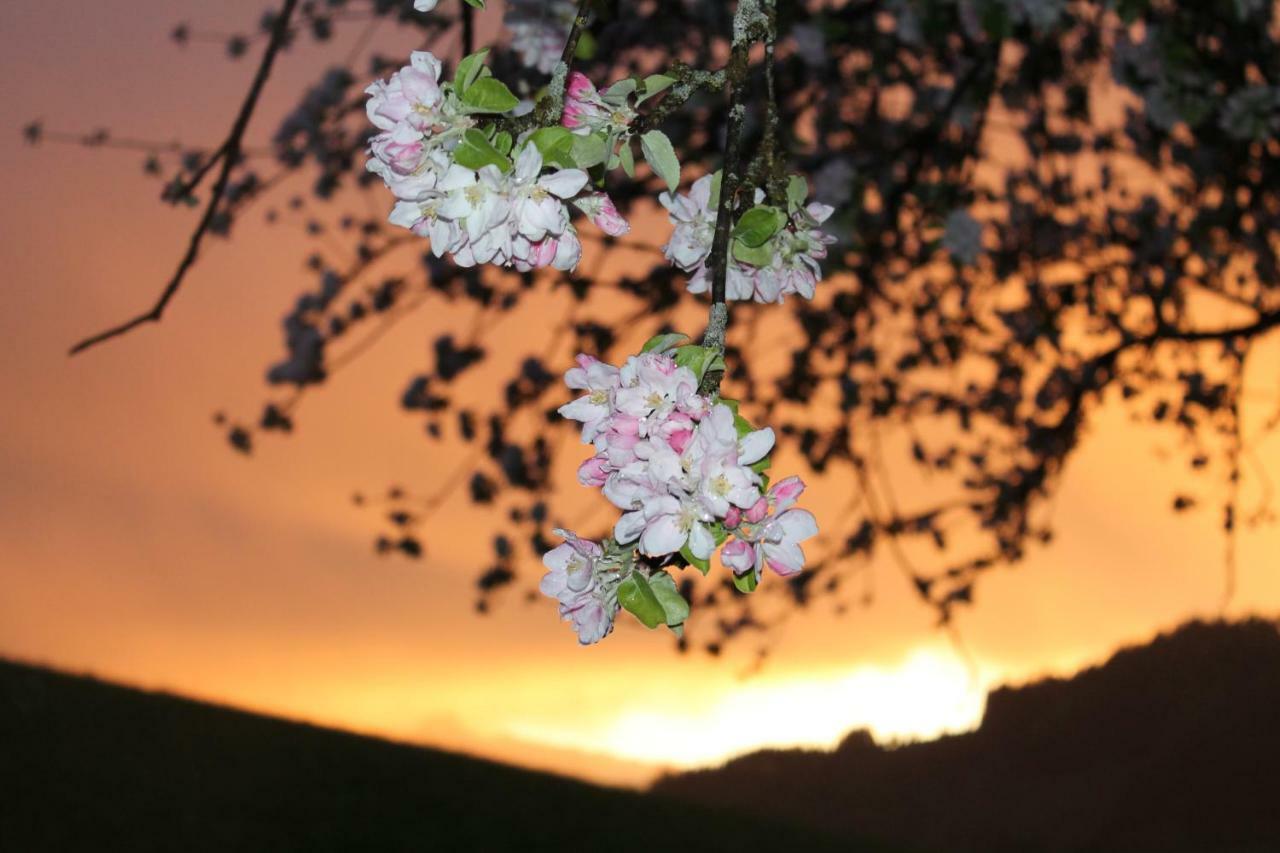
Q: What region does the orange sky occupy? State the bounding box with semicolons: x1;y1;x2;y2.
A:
3;1;1280;789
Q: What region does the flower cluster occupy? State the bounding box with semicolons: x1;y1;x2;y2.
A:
387;144;587;272
366;51;629;272
541;339;818;644
660;174;837;303
380;3;825;648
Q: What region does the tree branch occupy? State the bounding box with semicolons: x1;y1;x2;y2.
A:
632;65;727;136
68;0;301;356
699;2;769;393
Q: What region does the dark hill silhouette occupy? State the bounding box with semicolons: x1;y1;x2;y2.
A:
653;618;1280;853
0;659;891;853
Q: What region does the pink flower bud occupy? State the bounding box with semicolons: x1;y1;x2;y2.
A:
577;455;610;487
566;71;597;101
574;193;631;237
562;102;586;129
745;496;770;524
769;475;806;512
720;539;756;576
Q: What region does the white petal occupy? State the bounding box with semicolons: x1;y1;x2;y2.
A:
540;168;589;199
514;144;542;182
738;427;776;466
388;201;421;229
438;164;477;192
614;509;646;543
640;515;686;557
778;508;819;543
688;522;715;560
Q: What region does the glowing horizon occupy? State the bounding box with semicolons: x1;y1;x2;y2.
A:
3;0;1280;794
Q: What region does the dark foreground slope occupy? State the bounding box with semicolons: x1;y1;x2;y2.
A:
0;660;879;853
654;618;1280;853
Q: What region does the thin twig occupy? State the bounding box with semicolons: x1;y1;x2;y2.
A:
69;0;301;356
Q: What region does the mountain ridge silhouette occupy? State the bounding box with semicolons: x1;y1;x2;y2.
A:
0;656;890;852
652;617;1280;853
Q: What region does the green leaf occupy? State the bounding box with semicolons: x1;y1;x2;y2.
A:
733;205;786;247
618;573;666;629
709;170;722;206
641;332;689;354
640;129;681;193
452;128;512;172
750;455;772;475
733;571;759;594
462;0;486;7
708;520;729;547
529;126;575;168
460;77;519;114
570;133;609;169
673;345;722;383
454;48;490;94
731;238;774;268
603;78;638;104
679;544;711;576
707;351;727;381
786;175;809;213
648;572;690;627
638;73;677;104
619;138;636;178
492;130;513;156
575;30;597;61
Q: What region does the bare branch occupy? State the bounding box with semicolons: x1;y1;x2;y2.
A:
68;0;301;356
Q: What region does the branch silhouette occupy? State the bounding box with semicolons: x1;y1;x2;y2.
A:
68;0;301;356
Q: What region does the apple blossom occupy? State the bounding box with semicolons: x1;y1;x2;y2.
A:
561;72;637;137
573;193;630;237
559;354;620;442
365;51;445;132
562;72;609;132
539;529;621;645
504;0;577;74
507;145;588;242
724;477;818;581
660;173;717;271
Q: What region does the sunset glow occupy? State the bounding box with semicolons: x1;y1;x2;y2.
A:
505;648;988;769
4;0;1280;800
